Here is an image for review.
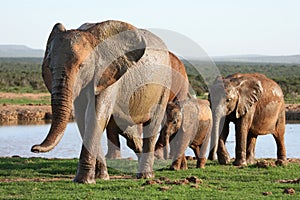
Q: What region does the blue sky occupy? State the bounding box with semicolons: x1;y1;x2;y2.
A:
1;0;300;56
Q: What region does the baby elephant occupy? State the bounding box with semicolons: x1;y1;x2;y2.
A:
156;98;212;170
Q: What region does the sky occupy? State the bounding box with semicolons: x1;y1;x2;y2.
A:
1;0;300;56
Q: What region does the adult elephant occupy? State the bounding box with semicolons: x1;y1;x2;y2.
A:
31;20;173;183
157;98;212;170
105;51;189;159
208;73;286;166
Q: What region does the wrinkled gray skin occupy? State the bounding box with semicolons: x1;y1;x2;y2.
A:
159;98;212;170
105;51;189;160
208;73;286;166
31;20;172;183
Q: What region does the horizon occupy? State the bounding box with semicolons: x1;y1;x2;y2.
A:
1;44;300;58
1;0;300;57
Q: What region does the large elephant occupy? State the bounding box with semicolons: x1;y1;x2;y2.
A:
105;51;189;159
156;98;212;170
208;73;286;166
31;20;173;183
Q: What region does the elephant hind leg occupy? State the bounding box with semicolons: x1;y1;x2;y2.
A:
192;145;206;168
137;100;169;179
122;124;143;159
273;109;287;165
106;117;122;159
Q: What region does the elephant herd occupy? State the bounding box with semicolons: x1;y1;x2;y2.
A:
31;20;286;183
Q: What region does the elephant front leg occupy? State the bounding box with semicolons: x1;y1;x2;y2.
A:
74;145;97;184
154;126;168;160
170;155;185;170
95;158;109;180
74;95;111;183
233;119;248;166
192;146;207;168
137;134;156;178
217;122;231;165
246;133;257;165
273;110;287;166
169;129;190;170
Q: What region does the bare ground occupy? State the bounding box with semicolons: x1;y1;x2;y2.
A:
0;92;50;100
0;92;300;122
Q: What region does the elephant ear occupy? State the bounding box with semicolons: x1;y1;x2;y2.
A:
236;77;263;118
83;20;146;93
42;23;66;93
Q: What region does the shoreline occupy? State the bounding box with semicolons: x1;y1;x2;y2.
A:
0;103;299;124
0;92;300;124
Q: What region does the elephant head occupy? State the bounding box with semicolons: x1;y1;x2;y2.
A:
31;21;146;153
209;74;263;158
159;101;183;159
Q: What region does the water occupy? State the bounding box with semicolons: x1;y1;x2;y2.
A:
0;122;299;159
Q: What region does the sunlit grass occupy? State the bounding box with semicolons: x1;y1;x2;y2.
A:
0;157;299;199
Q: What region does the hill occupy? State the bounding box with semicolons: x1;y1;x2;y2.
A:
0;45;44;57
213;54;300;64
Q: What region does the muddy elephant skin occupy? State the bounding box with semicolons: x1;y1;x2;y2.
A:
160;98;212;170
208;73;286;166
31;20;173;183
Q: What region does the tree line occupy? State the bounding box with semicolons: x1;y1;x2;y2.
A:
0;57;299;103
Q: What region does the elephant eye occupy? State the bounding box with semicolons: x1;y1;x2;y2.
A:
226;98;232;103
78;64;84;69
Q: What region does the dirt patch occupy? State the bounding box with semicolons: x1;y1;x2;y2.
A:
0;104;52;124
275;178;300;184
0;177;72;183
1;92;300;122
286;158;300;164
283;188;296;195
0;174;134;183
0;92;50;100
286;104;300;121
142;176;203;190
255;158;300;166
255;160;277;168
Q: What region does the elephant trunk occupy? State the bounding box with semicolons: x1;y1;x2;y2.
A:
31;73;73;153
208;106;225;160
163;131;170;160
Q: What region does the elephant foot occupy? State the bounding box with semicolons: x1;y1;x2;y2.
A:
180;159;188;170
136;172;155;179
246;157;256;165
196;158;207;168
233;159;247;166
218;155;231;165
95;172;110;180
95;160;110;180
275;159;287;166
74;162;97;184
170;158;183;171
73;172;96;184
169;165;180;171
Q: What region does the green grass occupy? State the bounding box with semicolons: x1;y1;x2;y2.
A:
0;157;299;199
0;96;50;105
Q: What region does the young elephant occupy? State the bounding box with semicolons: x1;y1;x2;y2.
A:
158;98;212;170
208;73;286;166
